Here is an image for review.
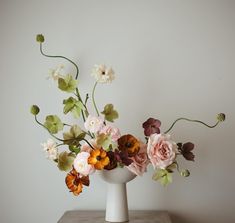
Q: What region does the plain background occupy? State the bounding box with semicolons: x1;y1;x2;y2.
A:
0;0;234;223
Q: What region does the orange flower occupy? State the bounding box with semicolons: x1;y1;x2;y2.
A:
88;148;110;170
118;134;140;157
65;168;89;196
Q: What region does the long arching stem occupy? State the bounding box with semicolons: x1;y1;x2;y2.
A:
34;116;64;142
164;117;219;134
40;43;79;79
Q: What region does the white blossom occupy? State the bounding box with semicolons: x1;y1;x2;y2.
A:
91;64;115;83
41;139;58;160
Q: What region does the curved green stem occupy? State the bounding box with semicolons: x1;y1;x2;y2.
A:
56;143;65;148
40;43;79;79
82;138;95;150
34;116;64;142
164;117;220;134
92;81;99;116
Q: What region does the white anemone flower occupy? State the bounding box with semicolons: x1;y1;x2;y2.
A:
41;139;58;160
91;64;115;83
48;64;64;80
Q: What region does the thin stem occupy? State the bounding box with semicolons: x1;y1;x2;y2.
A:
56;143;65;148
75;88;87;122
63;123;71;127
40;43;79;79
92;81;99;116
82;138;95;150
164;117;220;134
34;116;64;142
85;94;89;105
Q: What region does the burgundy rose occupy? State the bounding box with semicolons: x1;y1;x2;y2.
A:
142;118;161;136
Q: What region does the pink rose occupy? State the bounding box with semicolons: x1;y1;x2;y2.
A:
147;133;177;169
73;152;95;177
127;141;150;176
99;125;121;142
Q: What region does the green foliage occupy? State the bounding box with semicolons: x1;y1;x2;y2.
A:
44;115;63;134
166;162;177;173
63;125;86;146
69;145;81;154
57;151;75;172
96;133;112;150
63;97;84;118
36;34;44;43
152;169;172;186
101;104;118;122
58;74;78;93
30;105;40;115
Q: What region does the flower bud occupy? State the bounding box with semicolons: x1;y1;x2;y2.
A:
30;105;40;115
36;34;45;43
180;169;190;177
217;113;226;122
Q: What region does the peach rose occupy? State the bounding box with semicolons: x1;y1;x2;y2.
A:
147;133;177;169
127;141;150;176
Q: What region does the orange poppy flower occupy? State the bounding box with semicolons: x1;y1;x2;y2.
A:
118;134;140;156
65;168;89;196
88;148;110;170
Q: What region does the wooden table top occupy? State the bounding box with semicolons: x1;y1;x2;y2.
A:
58;210;172;223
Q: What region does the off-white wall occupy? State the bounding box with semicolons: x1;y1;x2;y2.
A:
0;0;234;222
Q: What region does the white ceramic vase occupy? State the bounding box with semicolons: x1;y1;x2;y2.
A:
99;167;136;222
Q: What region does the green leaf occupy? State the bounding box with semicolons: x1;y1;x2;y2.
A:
44;115;63;134
63;125;86;146
96;133;112;150
58;74;78;93
57;151;75;172
166;162;177;173
69;145;81;154
152;169;172;186
63;97;84;118
63;97;76;114
72;101;84;118
101;104;119;122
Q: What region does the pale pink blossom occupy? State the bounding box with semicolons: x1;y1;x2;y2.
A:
147;133;177;169
99;125;121;142
127;141;150;176
84;115;104;133
73;152;95;177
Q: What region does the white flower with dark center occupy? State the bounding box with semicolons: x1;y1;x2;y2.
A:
41;139;58;160
91;64;115;83
48;65;64;80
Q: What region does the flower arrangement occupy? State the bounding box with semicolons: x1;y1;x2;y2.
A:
31;34;225;196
